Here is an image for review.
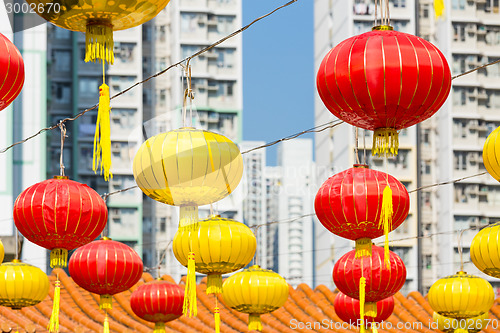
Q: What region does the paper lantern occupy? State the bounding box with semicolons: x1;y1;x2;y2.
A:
433;312;489;333
69;238;143;333
483;126;500;181
334;292;394;327
130;281;184;333
0;240;4;263
315;165;409;261
333;245;406;302
471;222;500;278
173;215;256;294
428;271;494;319
0;260;49;309
222;265;289;332
134;127;244;317
13;176;108;268
317;26;451;156
13;176;107;332
0;33;24;111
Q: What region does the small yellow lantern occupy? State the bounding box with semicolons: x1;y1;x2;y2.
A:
471;222;500;278
433;312;489;333
0;259;49;309
428;271;494;319
483;126;500;181
173;215;256;294
0;239;4;263
222;265;289;332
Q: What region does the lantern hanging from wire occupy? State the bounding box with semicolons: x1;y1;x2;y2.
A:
316;25;451;156
315;165;409;263
433;312;489;333
0;33;24;111
0;259;49;309
483;126;500;181
222;265;289;332
334;292;394;331
13;176;107;333
428;271;494;319
24;0;172;180
470;222;500;278
68;238;143;333
133;127;243;317
130;280;184;333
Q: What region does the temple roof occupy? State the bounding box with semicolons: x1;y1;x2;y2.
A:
1;269;499;332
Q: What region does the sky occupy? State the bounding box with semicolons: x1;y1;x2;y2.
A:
242;0;314;165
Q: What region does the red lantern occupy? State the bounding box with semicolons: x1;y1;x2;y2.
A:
69;238;143;333
315;165;409;258
14;176;108;267
130;281;184;333
317;27;451;156
334;292;394;327
333;245;406;302
0;33;24;111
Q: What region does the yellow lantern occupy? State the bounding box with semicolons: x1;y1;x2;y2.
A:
471;222;500;278
0;259;49;309
134;127;243;317
483;125;500;181
173;215;256;294
0;239;4;263
428;271;494;319
222;265;289;332
433;312;489;333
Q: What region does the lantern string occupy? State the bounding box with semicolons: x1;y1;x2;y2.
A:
457;228;467;272
58;122;67;177
385;0;391;26
15;229;18;260
354;127;360;164
363;129;367;165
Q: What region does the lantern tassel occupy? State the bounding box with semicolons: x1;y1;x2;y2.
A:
454;329;468;333
154;322;166;333
355;238;372;258
359;277;366;333
214;306;220;333
99;295;113;310
183;251;197;317
93;83;113;181
379;185;393;269
372;128;399;156
50;249;68;268
103;311;110;333
48;278;60;333
248;314;263;332
207;274;223;294
85;23;114;64
371;322;378;333
365;302;377;317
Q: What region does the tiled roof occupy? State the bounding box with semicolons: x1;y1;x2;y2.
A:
1;269;500;332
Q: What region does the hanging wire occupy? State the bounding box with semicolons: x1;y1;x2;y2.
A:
354;127;361;164
457;228;467;272
15;229;19;260
58;122;67;177
363;129;367;165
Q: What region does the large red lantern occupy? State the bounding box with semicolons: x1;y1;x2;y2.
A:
333;245;406;303
0;33;24;111
334;292;394;327
317;26;451;156
13;176;108;333
69;238;143;333
130;281;184;333
315;165;409;259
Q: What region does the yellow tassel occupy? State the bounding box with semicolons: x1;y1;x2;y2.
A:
248;314;263;332
99;295;113;310
379;185;393;269
214;306;220;333
371;323;378;333
93;83;113;181
48;279;60;333
50;249;68;269
103;312;110;333
454;329;468;333
179;205;198;230
206;274;223;295
359;277;366;331
365;302;377;317
154;322;166;333
85;23;114;64
183;251;197;317
372;128;399;156
355;238;372;258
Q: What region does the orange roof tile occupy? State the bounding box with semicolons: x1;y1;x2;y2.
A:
1;269;500;332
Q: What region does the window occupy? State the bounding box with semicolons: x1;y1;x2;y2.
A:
54;28;70;39
422;129;431;145
52;50;71;72
160;217;166;232
114;42;135;64
453;24;466;42
485;26;500;45
424;255;432;269
452;87;467;106
181;13;198;33
454;151;468;170
142;25;152;41
422;161;431;174
393;0;406;8
79;77;99;98
53;82;71;104
452;0;466;10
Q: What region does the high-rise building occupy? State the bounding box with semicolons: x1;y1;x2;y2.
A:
314;0;419;293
